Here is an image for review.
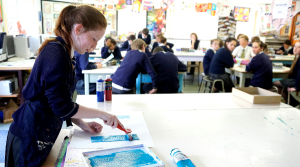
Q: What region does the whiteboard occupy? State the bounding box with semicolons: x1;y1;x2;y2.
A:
168;10;218;40
117;9;147;36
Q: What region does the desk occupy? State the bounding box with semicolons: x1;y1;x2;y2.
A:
89;51;127;58
82;65;118;95
76;94;291;112
226;65;290;88
0;60;34;104
174;51;205;61
60;95;298;167
270;55;294;65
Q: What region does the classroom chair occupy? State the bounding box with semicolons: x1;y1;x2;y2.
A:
184;62;201;86
198;73;207;93
201;77;225;93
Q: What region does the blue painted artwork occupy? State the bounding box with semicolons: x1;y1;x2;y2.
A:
0;130;8;163
116;115;130;119
88;149;156;167
91;134;139;143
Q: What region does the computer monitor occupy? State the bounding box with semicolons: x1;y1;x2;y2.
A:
14;36;31;59
29;35;41;55
0;32;6;50
6;35;16;58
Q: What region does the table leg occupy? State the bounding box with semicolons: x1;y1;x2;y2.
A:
18;70;24;104
239;73;246;88
84;74;90;95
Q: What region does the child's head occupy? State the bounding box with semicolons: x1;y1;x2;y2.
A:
224;37;237;52
283;40;291;50
160;37;167;45
251;36;260;44
53;5;107;55
128;35;136;44
237;34;244;41
262;43;268;54
190;33;198;41
153;47;164;54
131;39;146;52
210;39;223;51
293;41;300;55
239;35;249;47
156;33;163;43
252;41;264;55
108;39;116;50
104;37;112;46
142;28;149;37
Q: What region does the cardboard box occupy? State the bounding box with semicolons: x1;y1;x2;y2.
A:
232;87;281;104
0;98;18;123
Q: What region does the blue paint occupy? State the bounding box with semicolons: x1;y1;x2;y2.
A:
116;115;130;119
88;149;156;167
263;117;274;124
277;117;287;125
91;134;139;143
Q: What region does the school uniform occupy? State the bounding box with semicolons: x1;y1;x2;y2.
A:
209;48;235;92
203;48;216;76
152;42;174;53
145;46;152;58
143;51;187;93
111;50;157;94
159;43;174;53
232;45;255;59
74;51;97;95
101;46;122;59
278;46;293;55
189;39;200;74
6;37;78;166
138;34;151;45
120;40;130;51
245;52;273;89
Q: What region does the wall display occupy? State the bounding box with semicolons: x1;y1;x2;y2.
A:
147;9;166;36
45;18;52;35
217;16;236;40
260;4;276;32
144;0;153;11
268;0;298;31
53;3;62;12
234;7;250;22
53;14;59;19
216;2;230;16
126;0;132;5
43;2;52;14
195;3;207;12
161;0;168;10
132;0;142;13
116;0;126;10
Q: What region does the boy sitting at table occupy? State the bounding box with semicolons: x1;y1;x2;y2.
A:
143;47;187;94
75;51;102;95
276;40;293;55
158;37;174;53
138;28;151;45
152;33;174;53
232;35;255;59
111;39;157;94
245;41;273;90
203;39;223;76
120;35;136;51
101;38;122;59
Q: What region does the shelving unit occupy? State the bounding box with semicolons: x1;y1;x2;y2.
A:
260;35;290;51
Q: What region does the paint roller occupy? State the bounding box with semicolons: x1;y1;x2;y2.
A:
117;125;133;141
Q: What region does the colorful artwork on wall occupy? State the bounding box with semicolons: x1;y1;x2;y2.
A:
234;6;250;22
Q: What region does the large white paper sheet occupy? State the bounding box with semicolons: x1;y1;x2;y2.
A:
69;112;155;149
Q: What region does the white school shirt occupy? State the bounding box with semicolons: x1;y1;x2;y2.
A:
232;45;255;59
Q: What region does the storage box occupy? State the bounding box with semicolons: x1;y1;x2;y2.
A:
232;87;281;104
0;98;18;123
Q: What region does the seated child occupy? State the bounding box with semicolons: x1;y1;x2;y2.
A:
232;34;254;59
138;28;151;45
276;40;293;55
158;37;173;53
120;35;136;51
152;33;174;52
274;41;300;107
112;39;157;94
143;47;187;93
75;51;102;95
248;36;260;47
245;41;273;90
203;39;223;76
101;38;122;59
209;37;237;92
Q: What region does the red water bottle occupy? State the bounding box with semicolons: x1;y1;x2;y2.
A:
105;75;112;101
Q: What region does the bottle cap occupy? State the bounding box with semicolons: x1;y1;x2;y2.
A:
106;75;110;79
98;76;103;80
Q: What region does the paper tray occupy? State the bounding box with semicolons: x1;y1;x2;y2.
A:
232;87;281;104
82;144;164;167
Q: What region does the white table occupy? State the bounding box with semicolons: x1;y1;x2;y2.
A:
71;95;300;167
174;51;205;61
226;65;290;88
76;94;291;112
82;65;118;95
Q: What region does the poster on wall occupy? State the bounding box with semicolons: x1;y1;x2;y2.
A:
268;0;298;31
147;9;166;37
116;0;126;10
233;7;250;22
43;2;52;14
292;15;300;43
195;3;207;12
132;0;142;12
53;3;62;12
45;18;52;35
144;0;153;11
260;4;276;32
126;0;132;5
216;2;231;16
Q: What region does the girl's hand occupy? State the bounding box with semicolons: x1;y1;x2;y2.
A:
96;63;102;69
79;121;103;134
100;112;124;129
288;87;296;92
